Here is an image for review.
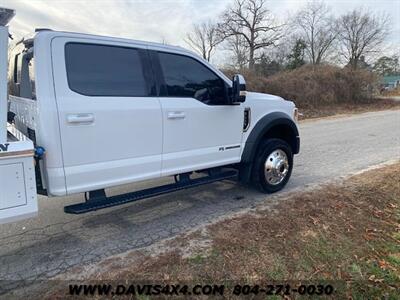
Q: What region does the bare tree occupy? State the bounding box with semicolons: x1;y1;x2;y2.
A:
185;21;221;61
294;1;337;64
219;0;283;70
226;33;249;69
336;8;389;69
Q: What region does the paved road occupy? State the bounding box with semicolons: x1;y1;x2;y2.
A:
0;110;399;282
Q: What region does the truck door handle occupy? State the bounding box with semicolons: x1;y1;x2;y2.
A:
66;113;94;124
167;111;186;119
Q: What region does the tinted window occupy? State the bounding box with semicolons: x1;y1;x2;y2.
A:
8;53;19;96
28;56;35;99
65;43;147;96
158;52;226;105
8;51;35;100
13;54;19;83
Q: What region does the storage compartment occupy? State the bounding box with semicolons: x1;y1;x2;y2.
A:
0;126;38;224
0;162;26;209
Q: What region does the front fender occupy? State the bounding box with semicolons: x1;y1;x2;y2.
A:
239;112;300;183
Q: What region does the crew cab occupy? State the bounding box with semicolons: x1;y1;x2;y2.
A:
1;10;299;223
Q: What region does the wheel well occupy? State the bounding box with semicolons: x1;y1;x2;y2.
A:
239;124;298;184
239;114;300;184
261;124;297;154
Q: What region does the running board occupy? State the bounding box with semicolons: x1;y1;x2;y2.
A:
64;170;238;214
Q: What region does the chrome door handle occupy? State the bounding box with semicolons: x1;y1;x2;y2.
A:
167;111;186;119
66;113;94;124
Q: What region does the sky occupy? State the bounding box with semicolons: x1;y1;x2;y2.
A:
1;0;399;65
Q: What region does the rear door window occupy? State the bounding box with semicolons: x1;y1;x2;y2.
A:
65;43;148;97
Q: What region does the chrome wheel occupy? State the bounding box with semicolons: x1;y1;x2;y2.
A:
264;149;289;185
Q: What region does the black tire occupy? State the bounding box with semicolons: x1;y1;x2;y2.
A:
251;138;293;193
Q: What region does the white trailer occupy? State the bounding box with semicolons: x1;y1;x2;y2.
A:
0;8;300;225
0;8;38;224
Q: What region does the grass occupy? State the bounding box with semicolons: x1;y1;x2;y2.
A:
381;87;400;97
43;163;400;299
299;98;400;120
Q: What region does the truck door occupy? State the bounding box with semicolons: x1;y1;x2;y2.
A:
153;51;244;176
51;38;162;194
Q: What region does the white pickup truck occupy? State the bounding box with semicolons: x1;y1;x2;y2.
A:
0;8;300;224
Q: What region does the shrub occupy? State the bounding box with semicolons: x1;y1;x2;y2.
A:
223;65;378;109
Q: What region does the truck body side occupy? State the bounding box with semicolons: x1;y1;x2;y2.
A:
9;31;299;198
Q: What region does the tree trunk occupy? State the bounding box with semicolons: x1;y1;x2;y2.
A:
350;56;358;69
249;47;255;70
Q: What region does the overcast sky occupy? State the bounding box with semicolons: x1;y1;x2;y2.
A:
1;0;399;65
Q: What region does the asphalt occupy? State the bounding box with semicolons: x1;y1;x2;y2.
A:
0;109;399;282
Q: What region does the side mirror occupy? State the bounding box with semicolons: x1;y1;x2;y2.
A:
231;74;246;104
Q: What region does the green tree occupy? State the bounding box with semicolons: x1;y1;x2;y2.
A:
373;56;400;76
254;53;283;76
287;39;307;70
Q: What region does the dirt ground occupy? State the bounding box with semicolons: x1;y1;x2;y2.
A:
38;162;400;299
299;98;400;120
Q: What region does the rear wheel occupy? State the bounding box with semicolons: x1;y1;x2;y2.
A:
252;138;293;193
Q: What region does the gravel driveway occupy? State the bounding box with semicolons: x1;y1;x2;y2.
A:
0;109;399;283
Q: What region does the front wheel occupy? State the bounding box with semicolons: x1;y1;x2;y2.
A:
252;138;293;193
